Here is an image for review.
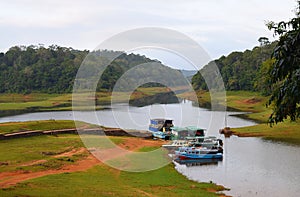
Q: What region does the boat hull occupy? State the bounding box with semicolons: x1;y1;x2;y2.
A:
178;153;223;160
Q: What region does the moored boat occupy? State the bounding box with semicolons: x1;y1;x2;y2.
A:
174;158;222;166
175;146;223;160
162;140;190;151
149;119;173;140
171;126;205;140
186;136;223;149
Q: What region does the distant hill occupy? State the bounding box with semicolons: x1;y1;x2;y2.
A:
192;42;277;92
0;45;185;94
179;70;197;78
178;69;197;83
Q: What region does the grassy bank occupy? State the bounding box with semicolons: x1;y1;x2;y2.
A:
0;87;173;117
0;164;225;197
181;90;300;146
0;121;226;196
1;89;300;146
224;91;300;146
179;90;270;123
0;120;96;135
233;121;300;146
179;90;300;145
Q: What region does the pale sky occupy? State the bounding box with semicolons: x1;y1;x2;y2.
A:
0;0;297;68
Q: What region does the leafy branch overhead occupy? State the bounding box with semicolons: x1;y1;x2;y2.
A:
267;1;300;124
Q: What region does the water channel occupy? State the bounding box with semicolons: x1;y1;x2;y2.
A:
0;101;299;196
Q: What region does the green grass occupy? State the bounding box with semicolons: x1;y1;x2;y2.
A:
179;90;300;145
80;135;126;149
216;91;300;145
0;163;224;197
0;120;97;134
137;146;161;152
0;93;62;103
106;146;170;172
233;121;300;146
0;93;71;111
181;90;271;123
0;88;173;116
0;134;85;172
0;134;225;196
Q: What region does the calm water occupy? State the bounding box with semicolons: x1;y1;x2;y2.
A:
0;101;255;135
175;136;300;197
0;101;299;196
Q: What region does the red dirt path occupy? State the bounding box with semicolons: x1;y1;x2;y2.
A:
0;138;164;188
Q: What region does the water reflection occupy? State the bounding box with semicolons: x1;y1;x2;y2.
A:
175;136;300;197
174;158;223;167
0;102;298;196
0;101;257;132
129;91;180;107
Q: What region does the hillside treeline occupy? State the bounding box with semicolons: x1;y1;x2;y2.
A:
192;42;277;94
0;45;184;93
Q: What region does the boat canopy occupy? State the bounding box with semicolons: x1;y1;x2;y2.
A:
171;126;187;132
186;126;206;131
171;126;206;132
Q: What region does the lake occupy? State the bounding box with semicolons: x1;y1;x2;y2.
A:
175;136;300;196
0;101;299;196
0;101;255;134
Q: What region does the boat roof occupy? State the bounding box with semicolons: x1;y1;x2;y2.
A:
185;136;217;140
171;126;206;131
150;118;173;121
171;126;187;131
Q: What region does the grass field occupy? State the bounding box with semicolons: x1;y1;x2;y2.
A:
0;87;174;116
179;90;300;145
221;91;300;145
0;120;97;135
233;121;300;146
0;131;226;196
0;164;224;197
180;90;270;123
0;134;85;173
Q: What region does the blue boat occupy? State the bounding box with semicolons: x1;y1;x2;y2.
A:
175;147;223;160
149;119;173;140
174;158;222;166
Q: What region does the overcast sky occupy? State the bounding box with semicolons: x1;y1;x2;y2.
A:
0;0;297;68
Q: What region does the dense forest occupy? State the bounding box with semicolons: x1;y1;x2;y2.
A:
1;42;278;95
192;41;277;94
0;45;184;93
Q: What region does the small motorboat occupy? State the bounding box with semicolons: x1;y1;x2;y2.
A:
162;140;190;151
175;146;223;160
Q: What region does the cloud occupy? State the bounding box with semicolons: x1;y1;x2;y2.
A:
0;0;297;59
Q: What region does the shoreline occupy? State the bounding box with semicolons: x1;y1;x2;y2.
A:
0;122;229;196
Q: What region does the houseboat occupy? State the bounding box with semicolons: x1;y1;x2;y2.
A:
149;119;173;140
171;126;205;140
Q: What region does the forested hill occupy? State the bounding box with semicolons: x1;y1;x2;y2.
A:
192;42;277;92
0;45;183;93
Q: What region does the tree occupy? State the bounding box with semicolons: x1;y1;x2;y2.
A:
267;1;300;124
254;58;274;96
258;37;270;46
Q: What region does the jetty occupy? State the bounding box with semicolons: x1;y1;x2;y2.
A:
0;128;153;140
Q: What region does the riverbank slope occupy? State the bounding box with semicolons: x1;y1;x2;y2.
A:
180;90;300;146
0;120;227;196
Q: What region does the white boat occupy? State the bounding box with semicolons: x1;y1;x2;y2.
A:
162;140;190;150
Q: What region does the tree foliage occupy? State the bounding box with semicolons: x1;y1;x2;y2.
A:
266;1;300;124
0;45;181;94
192;42;276;92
